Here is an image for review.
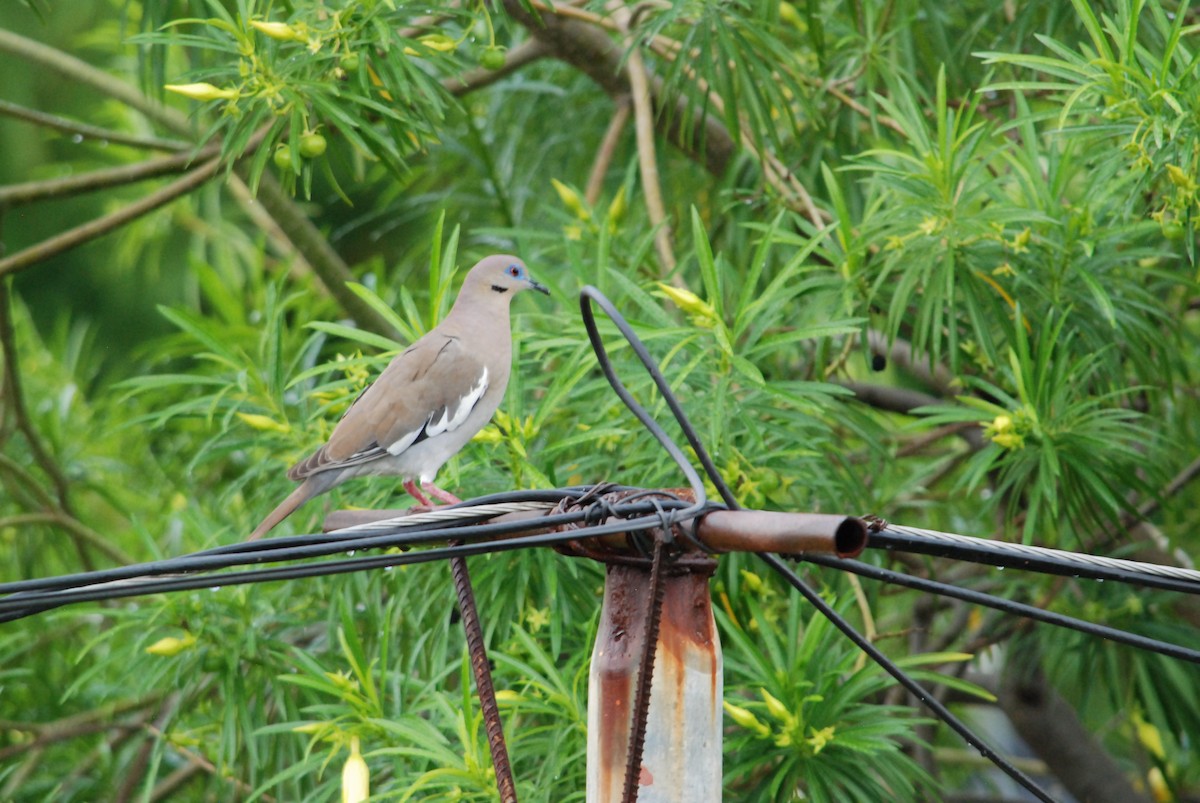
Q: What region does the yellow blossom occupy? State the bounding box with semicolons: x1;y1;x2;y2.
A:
655;282;718;328
236;412;291;433
525;606;550;632
551;179;591;221
341;736;370;803
806;725;836;754
759;688;791;723
417;33;458;52
249;20;307;43
164;83;238;102
739;569;764;593
917;216;944;236
1165;164;1197;194
606;186;627;233
723;701;770;737
1009;227;1031;253
991;431;1024;450
146;631;197;657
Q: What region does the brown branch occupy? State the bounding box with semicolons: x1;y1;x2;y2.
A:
0;144;221;206
0;155;223;278
0;29;394;336
115;695;181;803
1000;659;1152;803
502;0;737;178
0;98;190;152
0;512;132;565
0;283;71;507
247;172;399;339
443;39;552;97
612;3;676;273
0;694;163;762
586;99;632;205
0;29;193;139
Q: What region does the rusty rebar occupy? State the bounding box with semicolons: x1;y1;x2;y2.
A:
448;548;517;803
620;536;667;803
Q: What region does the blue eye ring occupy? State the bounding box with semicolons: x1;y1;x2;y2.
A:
506;264;522;278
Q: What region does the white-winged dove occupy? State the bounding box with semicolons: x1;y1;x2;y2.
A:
249;255;549;539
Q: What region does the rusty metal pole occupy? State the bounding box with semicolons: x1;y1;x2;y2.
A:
586;561;722;803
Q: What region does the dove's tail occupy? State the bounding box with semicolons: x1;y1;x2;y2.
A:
248;473;339;541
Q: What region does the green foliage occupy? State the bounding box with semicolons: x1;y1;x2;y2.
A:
2;0;1199;800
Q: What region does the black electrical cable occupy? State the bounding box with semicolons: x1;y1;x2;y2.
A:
801;554;1200;665
761;553;1055;803
578;288;1058;802
0;501;712;622
0;493;686;598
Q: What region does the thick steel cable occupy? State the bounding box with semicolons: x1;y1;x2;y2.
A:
869;524;1200;594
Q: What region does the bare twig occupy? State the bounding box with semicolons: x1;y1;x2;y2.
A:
0;98;190;151
0;29;193;138
611;3;676;273
0;29;395;336
0;155;223;278
586;99;631;205
248;172;400;339
444;39;552;97
0;144;221;206
0;512;132;565
502;0;737;177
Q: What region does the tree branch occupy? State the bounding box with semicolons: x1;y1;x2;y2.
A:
612;3;675;272
0;144;220;206
0;155;223;278
1000;658;1152;803
586;99;631;205
247;172;399;339
501;0;737;177
0;98;190;152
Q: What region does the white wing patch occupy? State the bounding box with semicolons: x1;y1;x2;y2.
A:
385;367;489;456
428;367;489;437
383;428;422;457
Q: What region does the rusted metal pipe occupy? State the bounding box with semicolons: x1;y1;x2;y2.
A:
323;508;868;559
587;564;721;803
695;510;867;558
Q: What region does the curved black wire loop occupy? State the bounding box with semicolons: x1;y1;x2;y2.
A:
578;287;1057;803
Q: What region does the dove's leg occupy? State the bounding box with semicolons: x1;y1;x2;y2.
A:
423;481;463;505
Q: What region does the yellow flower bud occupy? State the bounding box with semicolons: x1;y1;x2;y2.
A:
723;701;770;737
417;33;458;52
341;736;370;803
236;412;291;433
606;186;627;233
759;688;790;723
164;83;239;102
1165;164;1197;193
655;282;718;328
146;632;198;657
551;179;591;221
249;20;307;43
991;431;1024;450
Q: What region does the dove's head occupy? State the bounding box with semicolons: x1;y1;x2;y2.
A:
462;254;550;301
